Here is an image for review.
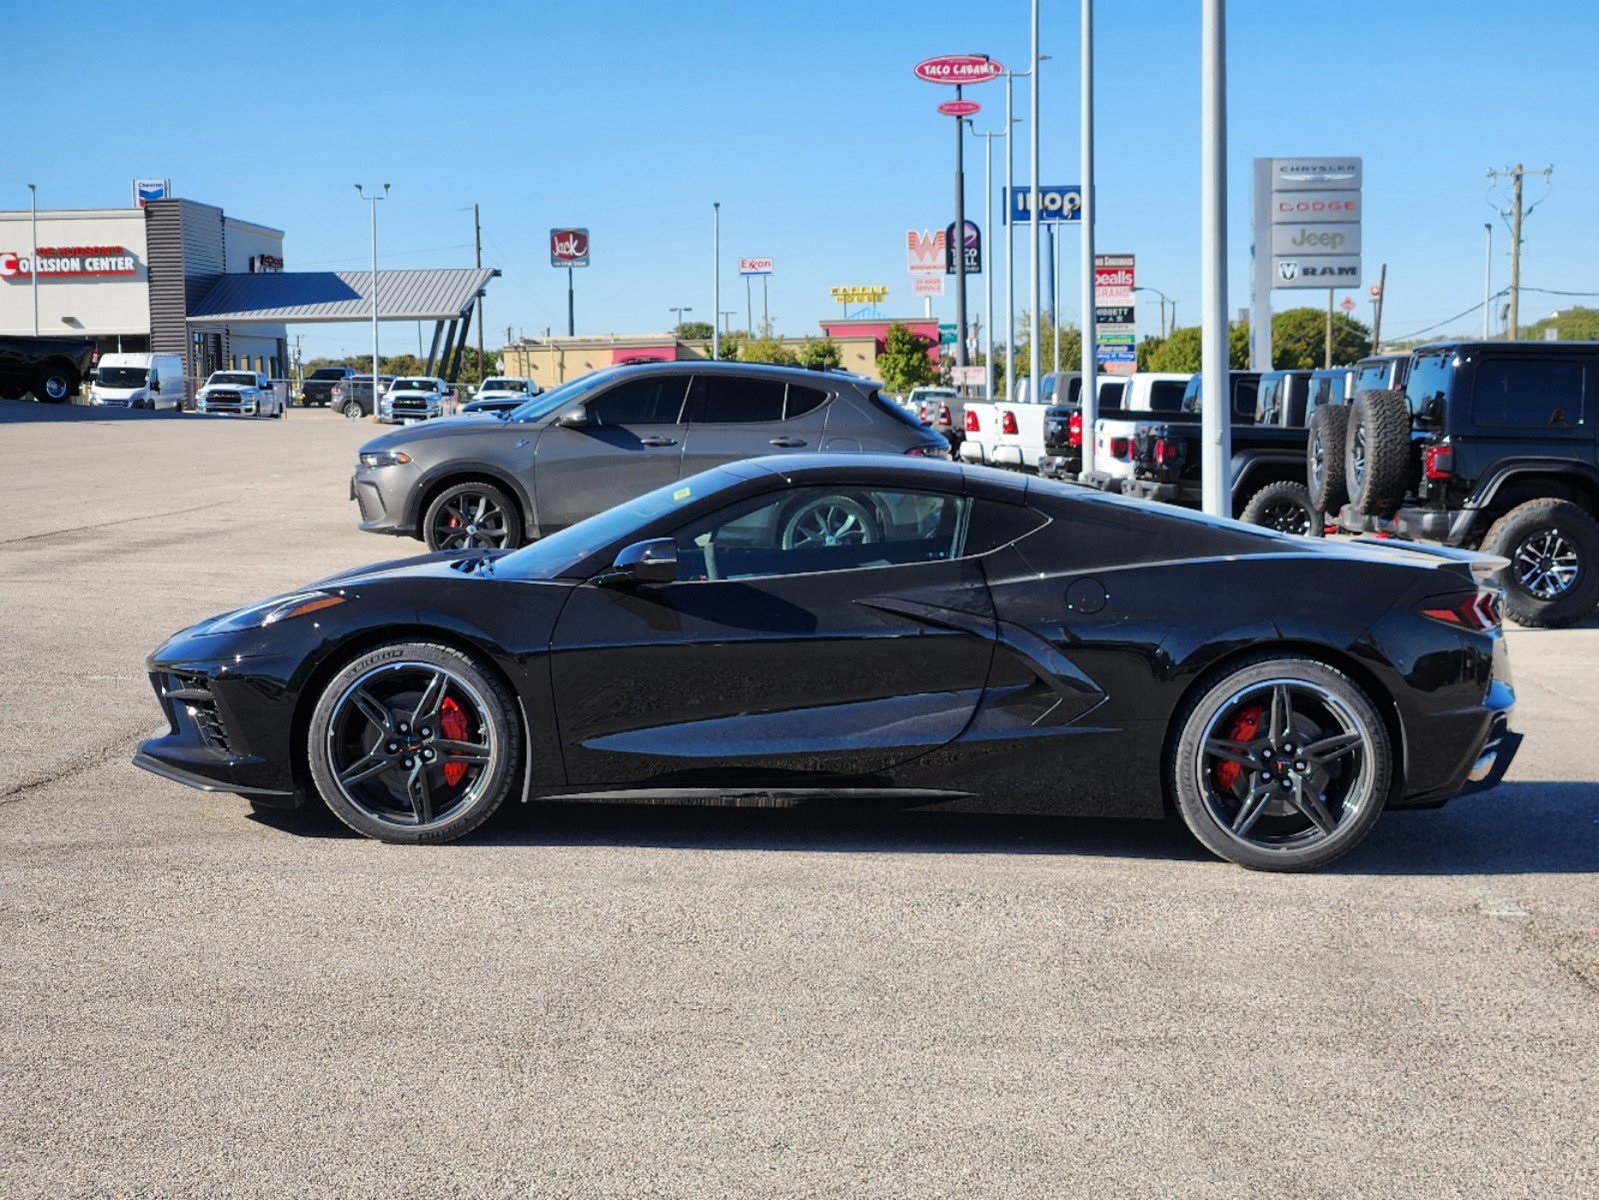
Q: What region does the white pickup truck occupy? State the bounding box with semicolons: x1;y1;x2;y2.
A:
194;370;284;418
961;373;1130;474
1077;372;1191;492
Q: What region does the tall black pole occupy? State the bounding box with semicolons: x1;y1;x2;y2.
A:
954;82;969;367
474;203;484;385
567;267;575;336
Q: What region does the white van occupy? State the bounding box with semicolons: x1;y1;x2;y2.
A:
91;353;185;410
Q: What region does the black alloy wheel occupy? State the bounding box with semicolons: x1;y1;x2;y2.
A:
307;642;520;843
1480;498;1599;628
1241;480;1321;537
780;495;880;550
424;481;523;552
1171;656;1390;871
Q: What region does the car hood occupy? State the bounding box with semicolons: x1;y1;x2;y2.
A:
360;413;511;452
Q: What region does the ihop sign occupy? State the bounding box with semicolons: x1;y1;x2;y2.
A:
1003;185;1082;224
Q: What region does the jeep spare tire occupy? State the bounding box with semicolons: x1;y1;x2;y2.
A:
1344;389;1411;518
1306;404;1349;515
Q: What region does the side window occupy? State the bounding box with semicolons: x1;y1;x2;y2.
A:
668;486;974;581
1233;378;1259;419
1149;381;1188;413
1471;360;1586;429
1255;379;1279;423
784;384;829;419
690;375;788;423
587;376;689;426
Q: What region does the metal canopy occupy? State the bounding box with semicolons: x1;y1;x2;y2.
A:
186;268;498;326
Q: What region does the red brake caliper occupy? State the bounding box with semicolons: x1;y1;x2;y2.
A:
440;696;469;786
1215;705;1262;791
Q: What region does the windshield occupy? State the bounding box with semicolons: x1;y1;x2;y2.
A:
97;367;148;387
209;373;257;386
506;368;627;422
391;378;437;391
310;368;348;380
481;379;526;392
499;465;748;579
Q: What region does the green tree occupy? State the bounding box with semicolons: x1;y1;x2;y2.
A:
1270;306;1370;369
1008;314;1084;392
876;321;939;392
673;320;715;340
797;337;842;369
717;333;744;361
737;321;795;365
1527;306;1599;341
1138;323;1249;372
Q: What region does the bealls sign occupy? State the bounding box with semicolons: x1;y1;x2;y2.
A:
913;55;1004;85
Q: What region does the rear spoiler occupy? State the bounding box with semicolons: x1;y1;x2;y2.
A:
1348;536;1508;586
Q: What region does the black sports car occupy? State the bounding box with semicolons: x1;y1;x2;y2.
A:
136;454;1519;870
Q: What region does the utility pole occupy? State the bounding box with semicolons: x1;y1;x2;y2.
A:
1028;0;1042;400
720;310;736;336
970;122;1002;395
1079;0;1098;474
473;203;485;385
1482;224;1493;339
1488;163;1552;340
1371;263;1386;353
1325;288;1334;368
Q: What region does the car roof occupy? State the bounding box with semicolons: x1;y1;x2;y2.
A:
732;452;1033;501
599;359;874;385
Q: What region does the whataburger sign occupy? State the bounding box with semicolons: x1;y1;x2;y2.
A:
0;245;138;279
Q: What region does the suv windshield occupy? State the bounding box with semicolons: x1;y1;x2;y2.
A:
210;373;257;387
506;368;629;422
97;367;148;387
391;378;437;391
481;379;526;392
499;465;748;579
1404;351;1453;422
309;368;348;380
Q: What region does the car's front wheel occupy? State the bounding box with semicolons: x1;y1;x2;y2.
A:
1480;498;1599;628
1240;480;1321;536
342;399;366;421
1169;656;1391;871
307;642;522;843
424;481;524;551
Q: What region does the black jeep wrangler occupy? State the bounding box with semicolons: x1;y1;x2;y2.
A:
1313;341;1599;627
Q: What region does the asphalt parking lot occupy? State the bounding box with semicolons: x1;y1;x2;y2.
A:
2;401;1597;1198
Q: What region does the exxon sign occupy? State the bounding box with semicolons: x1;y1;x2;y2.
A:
550;228;590;268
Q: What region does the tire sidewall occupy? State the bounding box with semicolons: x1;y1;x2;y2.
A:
1241;481;1319;536
1481;499;1599;628
424;481;524;552
307;641;520;843
1170;656;1391;871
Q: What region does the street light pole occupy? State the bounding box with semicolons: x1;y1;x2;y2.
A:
1199;0;1230;518
356;184;390;409
1028;0;1042;400
1080;0;1099;476
1483;222;1493;339
1004;68;1028;396
954;83;968;369
712;203;721;359
27;183;38;337
970;123;1001;395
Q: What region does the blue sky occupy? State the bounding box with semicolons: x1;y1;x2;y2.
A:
7;0;1595;358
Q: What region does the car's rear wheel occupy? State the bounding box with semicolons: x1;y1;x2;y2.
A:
307;642;521;843
1344;389;1411;518
34;363;79;403
780;494;881;550
424;481;524;551
1306;403;1349;514
1480;498;1599;628
1170;656;1391;871
1240;480;1321;536
342;399;366;420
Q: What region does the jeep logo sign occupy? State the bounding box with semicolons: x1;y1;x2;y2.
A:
1272;224;1362;256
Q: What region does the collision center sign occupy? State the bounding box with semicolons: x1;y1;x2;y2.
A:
913;55;1004;84
0;246;138;279
549;228;590;267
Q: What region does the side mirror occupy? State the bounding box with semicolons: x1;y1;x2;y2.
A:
557;403;590;429
149;379;160;391
596;538;677;586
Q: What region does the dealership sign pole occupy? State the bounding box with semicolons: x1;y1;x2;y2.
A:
917;54;1003;371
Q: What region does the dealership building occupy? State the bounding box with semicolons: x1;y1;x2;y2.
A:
0;198;290;382
1;193;495;393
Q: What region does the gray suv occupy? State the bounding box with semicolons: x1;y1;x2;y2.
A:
350;361;951;550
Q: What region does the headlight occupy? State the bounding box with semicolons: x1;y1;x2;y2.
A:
203;591;345;634
359;451;412;468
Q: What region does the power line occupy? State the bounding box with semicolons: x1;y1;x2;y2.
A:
1386;289;1508;344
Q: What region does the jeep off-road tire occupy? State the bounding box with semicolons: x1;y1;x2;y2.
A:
1306;403;1349;514
1480;498;1599;629
1344;389;1411;518
1240;480;1321;537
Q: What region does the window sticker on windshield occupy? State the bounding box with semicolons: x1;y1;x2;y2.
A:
673;487;692;501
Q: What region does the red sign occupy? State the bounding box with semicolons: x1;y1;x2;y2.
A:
914;55;1004;85
0;245;138;279
1094;253;1136;301
937;100;981;117
1340;297;1357;313
1367;284;1382;300
549;227;590;268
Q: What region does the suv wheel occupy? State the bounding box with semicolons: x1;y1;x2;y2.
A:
1306;404;1349;514
1480;498;1599;628
424;481;524;551
1241;480;1321;536
1344;389;1410;518
342;399;366;420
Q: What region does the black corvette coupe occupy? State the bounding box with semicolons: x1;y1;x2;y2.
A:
136;454;1518;870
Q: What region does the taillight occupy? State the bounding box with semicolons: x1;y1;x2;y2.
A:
965;409;980;432
1423;590;1502;632
1155;437;1177;466
1109;437;1129;458
1001;410;1019;435
1067;412;1083;447
937;404;951;426
1424;444;1453;480
905;444;950;459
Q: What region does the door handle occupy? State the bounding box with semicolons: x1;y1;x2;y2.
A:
769;437;807;447
640;436;677;447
